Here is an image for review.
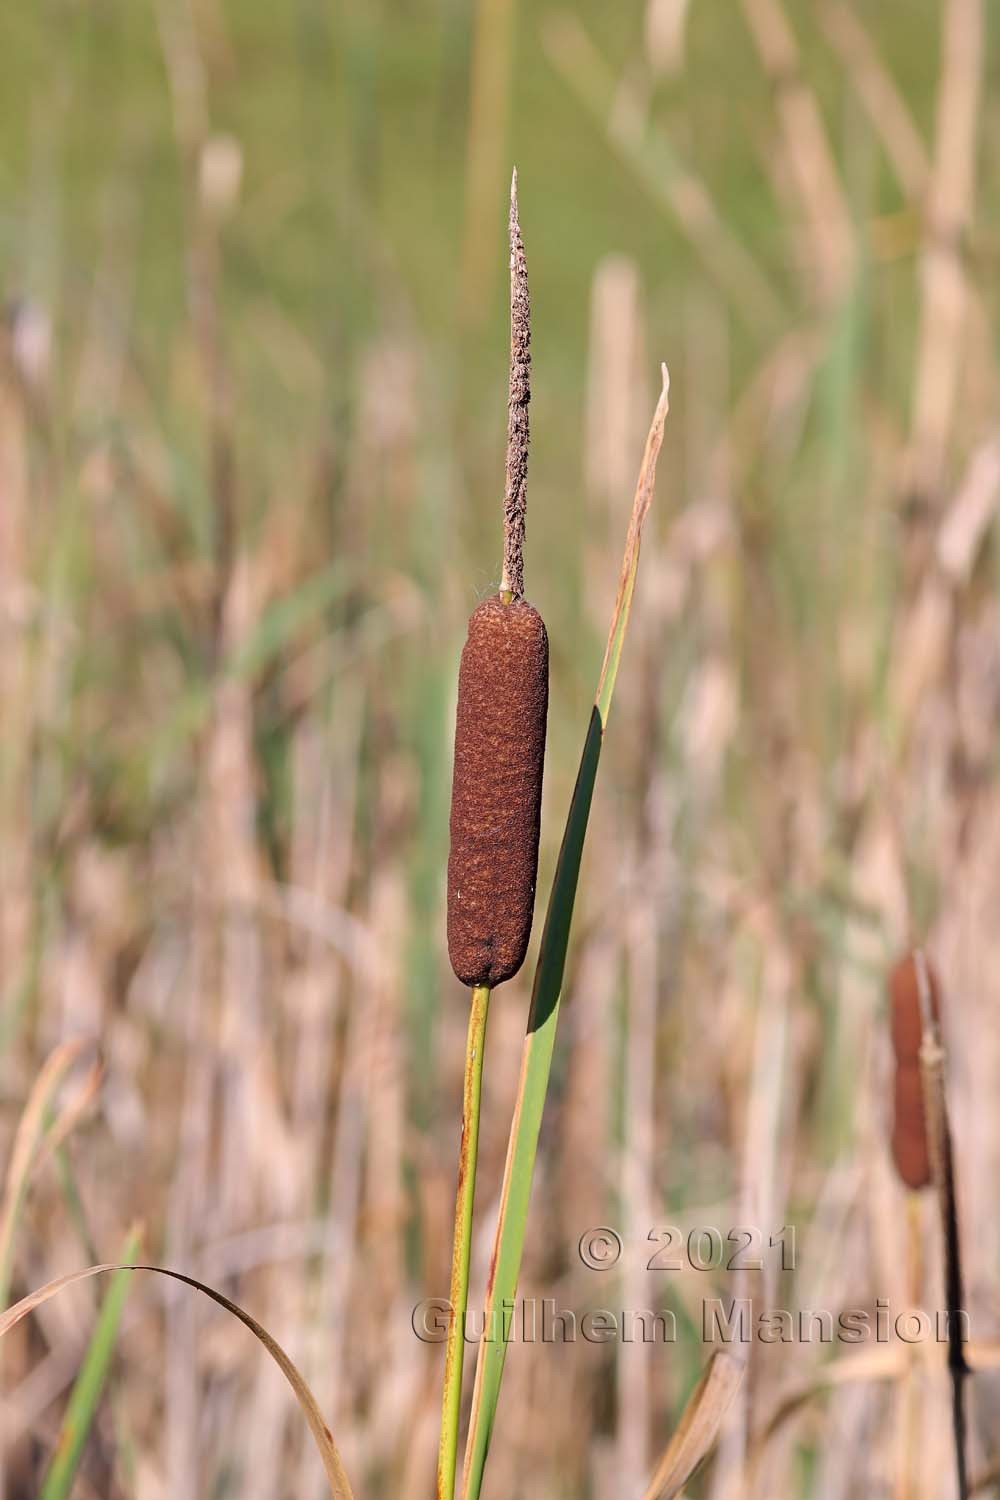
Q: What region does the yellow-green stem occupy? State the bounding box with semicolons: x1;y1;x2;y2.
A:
437;983;491;1500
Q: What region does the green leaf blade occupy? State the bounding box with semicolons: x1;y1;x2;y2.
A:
40;1225;142;1500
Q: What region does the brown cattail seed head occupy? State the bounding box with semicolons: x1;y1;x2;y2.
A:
889;952;942;1190
447;595;548;988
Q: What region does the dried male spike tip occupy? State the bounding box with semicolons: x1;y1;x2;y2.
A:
889;951;942;1190
502;167;530;601
447;596;548;987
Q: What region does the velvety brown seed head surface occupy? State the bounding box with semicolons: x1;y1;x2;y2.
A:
889;952;942;1190
447;595;548;987
890;951;941;1064
892;1063;932;1189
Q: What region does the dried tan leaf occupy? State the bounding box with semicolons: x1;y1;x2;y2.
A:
641;1349;745;1499
757;1345;906;1452
0;1039;99;1306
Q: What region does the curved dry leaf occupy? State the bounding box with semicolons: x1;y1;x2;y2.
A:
641;1349;744;1500
758;1329;997;1449
41;1056;104;1163
0;1038;100;1305
756;1344;907;1452
0;1262;354;1499
596;363;669;719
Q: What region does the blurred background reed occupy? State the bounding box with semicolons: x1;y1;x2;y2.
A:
1;0;999;1494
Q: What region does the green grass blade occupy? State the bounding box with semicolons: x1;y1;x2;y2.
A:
460;369;670;1499
228;561;350;680
40;1225;142;1500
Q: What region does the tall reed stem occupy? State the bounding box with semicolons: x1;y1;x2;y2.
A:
437;983;491;1500
914;951;969;1500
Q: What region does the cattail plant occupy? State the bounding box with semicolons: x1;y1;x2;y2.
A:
888;949;969;1500
889;950;941;1191
437;169;548;1500
458;362;674;1498
0;167;703;1500
439;181;722;1500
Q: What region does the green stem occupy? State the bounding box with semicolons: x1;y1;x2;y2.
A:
437;983;491;1500
40;1225;142;1500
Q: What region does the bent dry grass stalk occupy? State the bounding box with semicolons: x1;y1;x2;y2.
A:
0;1261;355;1499
0;1033;353;1497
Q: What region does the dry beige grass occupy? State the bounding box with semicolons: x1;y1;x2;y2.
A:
1;1;998;1496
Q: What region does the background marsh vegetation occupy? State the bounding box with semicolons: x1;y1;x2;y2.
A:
0;0;998;1494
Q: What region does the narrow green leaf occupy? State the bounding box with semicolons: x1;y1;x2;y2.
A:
460;369;670;1498
228;561;350;680
40;1225;142;1500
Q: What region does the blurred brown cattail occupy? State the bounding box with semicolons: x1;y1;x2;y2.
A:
447;595;548;987
888;950;970;1494
889;951;941;1190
